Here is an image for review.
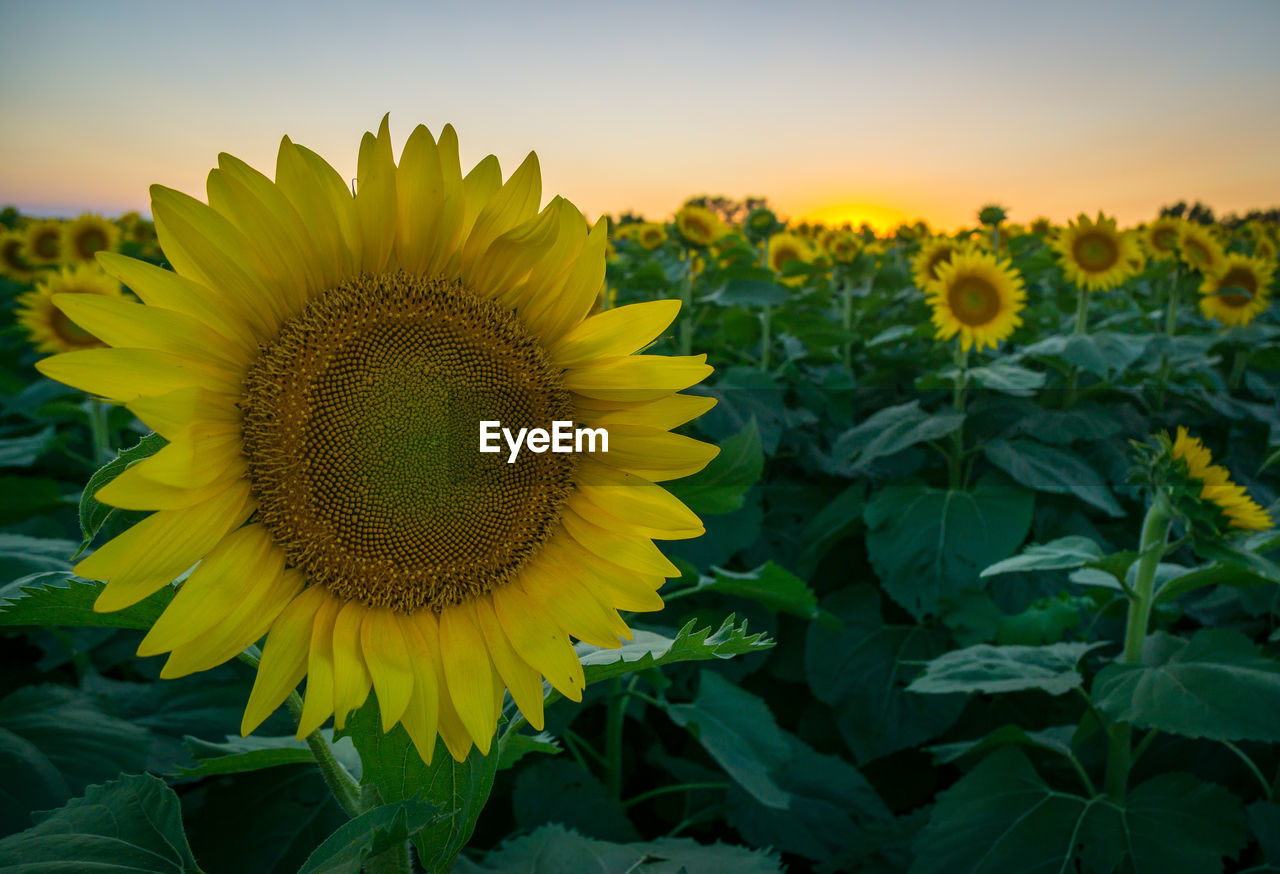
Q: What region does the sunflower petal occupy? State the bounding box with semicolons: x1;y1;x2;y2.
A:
438;603;499;754
356;117;397;274
551;299;681;368
297;594;344;737
473;595;545;730
242;586;330;735
360;608;415;730
559;509;680;577
564;354;713;402
492;584;584;702
331;601;373;730
275;137;361;279
36;348;242;402
400;616;441;764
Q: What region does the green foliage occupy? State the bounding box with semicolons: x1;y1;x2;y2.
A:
908;641;1105;696
298;797;443;874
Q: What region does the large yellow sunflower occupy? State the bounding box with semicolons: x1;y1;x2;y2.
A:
928;250;1026;351
17;264;123;353
36;120;719;763
673;204;726;248
63;213;120;264
0;230;37;282
1171;427;1271;530
1177;223;1225;274
911;237;964;290
1198;254;1274;326
1141;216;1183;261
1051;213;1143;291
22;219;64;266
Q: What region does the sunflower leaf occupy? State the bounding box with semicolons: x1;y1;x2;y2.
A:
298;796;442;874
77;431;166;554
907;641;1106;696
575;614;774;688
0;573;173;630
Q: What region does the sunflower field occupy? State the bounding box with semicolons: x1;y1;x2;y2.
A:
0;123;1278;874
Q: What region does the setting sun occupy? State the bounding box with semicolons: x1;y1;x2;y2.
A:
795;202;917;234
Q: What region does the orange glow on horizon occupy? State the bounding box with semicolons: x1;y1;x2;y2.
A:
793;202;920;234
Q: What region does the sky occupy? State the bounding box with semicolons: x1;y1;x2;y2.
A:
2;0;1279;232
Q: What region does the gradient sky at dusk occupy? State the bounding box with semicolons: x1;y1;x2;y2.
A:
3;0;1279;231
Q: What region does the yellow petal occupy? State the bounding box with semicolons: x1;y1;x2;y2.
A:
356;116;397;274
551;535;665;613
575;464;704;534
560;509;680;577
521;560;629;649
297;593;344;737
577;393;717;431
80;481;254;612
126;387;240;439
551;299;681;368
524;217;606;345
395;125;446;275
473;595;545;730
564;354;713;402
600;424;720;481
92;468;241;511
360;608;414;730
438;603;499;754
275;137;360;280
36;348;242;402
331;601;373;730
464;200;565;301
399;616;441;764
95;425;243;501
422;124;467;276
492;584;584;702
461;151;542;272
242;585;330;735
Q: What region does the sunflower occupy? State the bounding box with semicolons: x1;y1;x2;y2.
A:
1177;223;1225;274
911;237;964;290
1198;254;1274;326
674;204;725;248
823;230;860;264
37;120;719;763
1253;235;1276;262
634;222;667;250
1029;217;1053;236
1142;216;1183;261
22;219;64;266
63;213;120;263
0;230;37;282
17;265;123;353
766;231;812;279
928;250;1026;351
1051;213;1142;291
1170;427;1271;530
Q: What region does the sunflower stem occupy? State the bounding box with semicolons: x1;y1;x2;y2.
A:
604;676;638;798
1064;284;1090;407
678;255;694;357
1155;268;1181;409
85;399;112;465
948;341;969;491
840;273;854;371
1228;346;1249;391
759;305;772;372
1104;491;1172;799
283;691;362;818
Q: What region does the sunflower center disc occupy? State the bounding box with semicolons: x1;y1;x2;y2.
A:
948;276;1001;326
926;248;954;280
1217;267;1257;307
241;272;576;613
1073;232;1118;271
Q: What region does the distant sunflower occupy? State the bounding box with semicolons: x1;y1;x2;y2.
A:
928;250;1026;351
1253;235;1276;262
17;265;123;353
1029;217;1053;236
1198;254;1274;326
37;120;719;763
823;230;860;264
1052;213;1142;291
674;204;725;248
635;222;667;250
0;230;37;282
1171;427;1271;530
1177;223;1225;274
912;238;963;290
63;213;120;263
22;220;64;266
1141;216;1183;261
767;231;812;279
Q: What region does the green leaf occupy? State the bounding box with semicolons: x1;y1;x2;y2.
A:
0;426;58;468
981;535;1103;576
177;734;317;777
926;724;1076;765
1155;561;1277;603
455;823;782;873
78;432;166;549
709;277;789;307
1079;772;1248;874
864;479;1034;619
1024;332;1152;378
0;476;65;525
665;419;763;515
0;575;173;630
1093;629;1280;742
339;701;494;874
0;774;199;872
983;438;1124;517
663;670;791;809
512;759;638;841
298;797;440;874
832;401;964;470
689;562;821;620
908;642;1105;696
909;748;1095;874
496;730;560;771
966;360;1046;395
0;535;77;578
575;615;774;688
1193;539;1280;585
794;482;866;576
805;586;964;763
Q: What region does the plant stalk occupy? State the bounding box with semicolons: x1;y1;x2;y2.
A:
678;255;694;357
948;341;969;491
283;692;362;818
840;273;854;371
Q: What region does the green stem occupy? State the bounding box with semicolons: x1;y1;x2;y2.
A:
1104;492;1173;799
1155;268;1181;409
622;782;731;809
1222;740;1273;800
1064;285;1090;407
86;400;111;465
362;784;412;874
678;256;694;357
284;692;362;818
1228;347;1248;391
759;305;772;371
840;274;854;371
604;677;638;797
948;342;969;490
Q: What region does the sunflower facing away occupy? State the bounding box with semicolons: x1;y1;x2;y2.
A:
22;219;64;266
1142;216;1183;261
1171;427;1272;531
63;213;120;263
928;249;1027;352
37;119;720;763
911;237;964;290
0;230;36;281
674;204;726;248
1198;254;1274;327
1051;212;1142;291
1177;222;1225;274
17;264;123;353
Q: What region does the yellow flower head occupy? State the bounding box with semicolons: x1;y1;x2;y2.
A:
928;250;1026;351
823;230;861;264
674;204;726;248
1170;427;1272;531
911;237;965;290
1198;254;1274;326
1051;212;1143;291
0;229;37;281
1253;235;1276;262
22;219;64;266
17;264;123;353
36;119;720;764
634;221;667;250
63;213;120;264
767;231;813;282
1177;223;1226;274
1142;216;1183;261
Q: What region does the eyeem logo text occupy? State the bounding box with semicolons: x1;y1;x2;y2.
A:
479;421;609;463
